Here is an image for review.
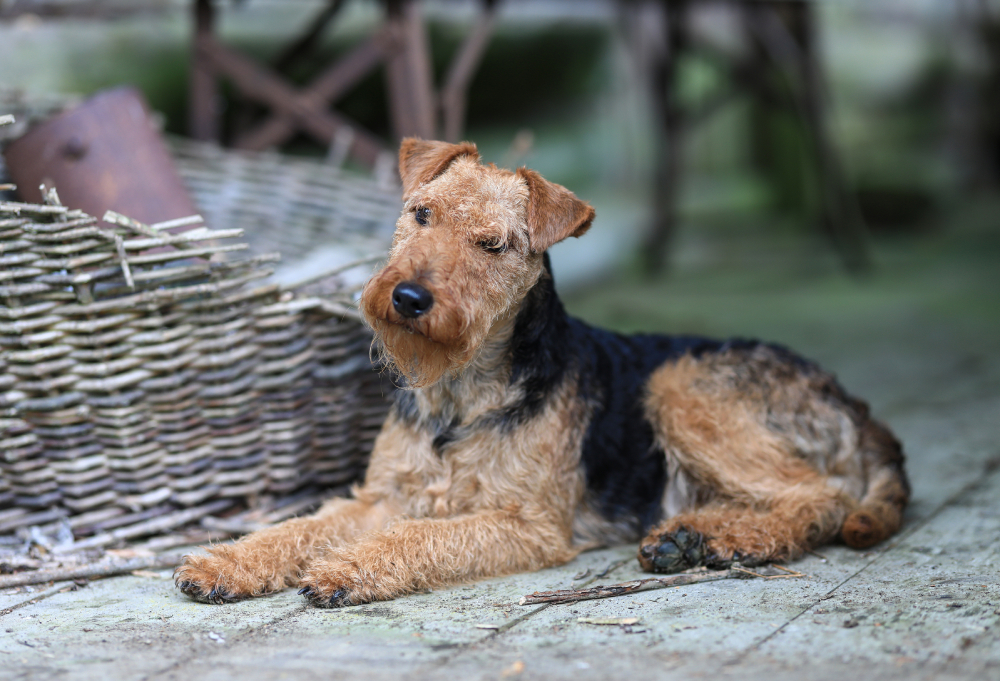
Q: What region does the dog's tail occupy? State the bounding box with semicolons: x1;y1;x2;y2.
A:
841;419;910;549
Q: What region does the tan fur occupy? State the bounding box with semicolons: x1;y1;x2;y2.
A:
516;167;595;252
294;379;587;603
175;139;907;607
637;348;906;568
360;150;539;387
175;375;587;604
175;498;397;598
176;139;593;605
840;420;907;548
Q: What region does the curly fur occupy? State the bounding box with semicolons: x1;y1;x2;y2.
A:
175;139;909;607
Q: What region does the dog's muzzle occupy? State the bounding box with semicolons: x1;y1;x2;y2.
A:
392;282;434;319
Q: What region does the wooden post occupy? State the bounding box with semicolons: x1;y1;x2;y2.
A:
751;0;870;272
642;0;688;275
440;2;497;143
190;0;219;142
384;0;437;140
272;0;346;73
788;1;869;271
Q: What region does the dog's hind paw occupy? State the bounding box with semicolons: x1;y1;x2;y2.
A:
297;559;372;608
637;525;707;574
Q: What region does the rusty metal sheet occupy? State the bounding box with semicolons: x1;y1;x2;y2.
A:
3;87;199;229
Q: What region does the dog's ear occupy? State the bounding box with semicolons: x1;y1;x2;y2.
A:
517;168;595;253
398;138;479;200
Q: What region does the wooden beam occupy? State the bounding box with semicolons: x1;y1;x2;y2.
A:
234;30;394;151
384;0;436;140
440;3;497;143
642;0;689;275
747;1;870;272
272;0;346;73
197;36;386;165
189;0;218;141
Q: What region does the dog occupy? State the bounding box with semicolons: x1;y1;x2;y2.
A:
174;138;909;607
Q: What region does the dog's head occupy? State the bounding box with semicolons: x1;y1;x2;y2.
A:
360;138;595;388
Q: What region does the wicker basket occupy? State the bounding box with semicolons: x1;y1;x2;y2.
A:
169;137;400;280
0;101;400;545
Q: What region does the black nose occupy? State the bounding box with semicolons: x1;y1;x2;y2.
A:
392;282;434;318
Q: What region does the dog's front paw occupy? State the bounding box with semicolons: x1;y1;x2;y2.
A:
297;559;378;608
173;547;273;604
638;525;707;574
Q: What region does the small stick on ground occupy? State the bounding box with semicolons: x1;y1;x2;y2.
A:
771;564;809;578
520;569;733;606
519;565;805;606
595;558;629;580
731;565;807;579
0;554;185;589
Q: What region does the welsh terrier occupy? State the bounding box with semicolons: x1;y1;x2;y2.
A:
175;139;909;607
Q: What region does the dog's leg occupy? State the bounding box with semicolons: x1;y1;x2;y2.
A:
638;487;848;573
174;497;395;603
296;508;576;607
637;354;861;573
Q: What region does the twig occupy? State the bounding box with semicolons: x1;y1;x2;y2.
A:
149;214;204;231
40;184;61;207
113;234;134;289
53;499;233;553
0;201;68;215
731;564;807;579
519;569;735;606
771;564;809;577
131;529;234;553
0;554;185;589
568;558;630;591
519;564;806;606
731;566;773;579
283;253;386;291
102;210;197;251
595;558;629;580
317;299;363;321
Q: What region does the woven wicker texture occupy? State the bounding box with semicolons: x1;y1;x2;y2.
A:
0;108;399;542
168;137;400;274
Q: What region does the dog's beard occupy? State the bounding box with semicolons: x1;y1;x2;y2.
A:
367;322;469;388
360;279;490;389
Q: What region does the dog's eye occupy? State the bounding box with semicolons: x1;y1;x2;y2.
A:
477;237;508;254
414;207;430;226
